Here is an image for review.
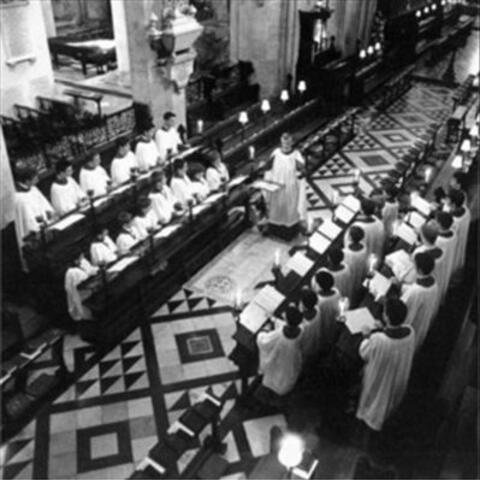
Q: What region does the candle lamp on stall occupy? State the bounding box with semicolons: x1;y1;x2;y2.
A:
297;80;307;104
260;99;271;128
233;288;244;320
35;215;48;247
368;253;378;277
278;433;304;479
460;138;471;169
280;90;290;112
196;119;204;136
238;111;249;141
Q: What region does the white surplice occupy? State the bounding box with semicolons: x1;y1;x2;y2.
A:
436;231;457;296
451;207;471;275
401;279;439;350
257;328;303;395
64;266;93;321
149;187;178;224
116;227;141;255
14;186;54;245
313;265;352;301
154;127;182;163
352;216;385;259
382;200;399;238
79;166;110;197
170;175;196;207
50;178;85;216
206;164;230;191
343;244;368;301
356;326;415;431
90;236;118;265
190;178;210;202
267;148;306;227
135;139;159;171
132;210;158;239
110;151;138;186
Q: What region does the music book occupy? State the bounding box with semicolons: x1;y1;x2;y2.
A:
228;175;248;188
344;307;376;334
407;211;426;230
205;192;226;204
92;197;110;209
252;180;283;193
154;224;181;239
140;457;166;475
50;213;84;231
107;256;138;273
309;232;331;255
368;272;392;300
240;303;269;333
284;253;314;277
192;204;210;215
292;450;319;479
317;219;342;240
343;194;361;212
411;194;432;217
334;204;356;224
396;222;418;246
253;285;285;313
385;249;415;282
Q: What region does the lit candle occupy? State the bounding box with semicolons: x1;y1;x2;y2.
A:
238;111;249;125
431;3;437;11
424;6;430;14
234;288;242;310
353;168;361;183
331;190;339;206
410;191;419;205
197;119;204;134
339;297;349;316
298;80;307;94
280;90;290;103
249;145;255;160
367;45;374;56
452;154;463;169
393;220;401;237
307;216;313;234
470;124;478;139
368;254;378;274
416;10;422;18
274;249;280;267
424;166;433;183
261;99;271;114
473;76;479;89
461;139;471;153
374;42;381;52
359;49;367;59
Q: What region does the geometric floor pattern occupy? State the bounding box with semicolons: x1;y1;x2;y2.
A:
0;79;457;479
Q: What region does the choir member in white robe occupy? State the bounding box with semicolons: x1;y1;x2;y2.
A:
351;198;385;260
356;299;415;431
116;212;141;255
206;152;230;191
189;163;210;202
303;271;341;358
135;124;160;171
257;306;303;396
381;186;399;239
343;225;368;305
401;252;439;351
14;168;55;248
90;229;118;265
266;133;307;228
448;171;468;206
299;287;320;328
50;160;86;216
149;171;184;225
132;196;159;239
79;154;110;198
154;112;183;164
110;136;138;186
445;190;470;277
313;247;352;300
65;254;96;321
434;211;457;297
170;158;197;207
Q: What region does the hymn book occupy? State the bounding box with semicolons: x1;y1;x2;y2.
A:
252;180;283;193
107;256;138;273
154;224;181;239
334;204;356;224
343;194;361;212
284;252;314;277
368;272;392;300
240;303;269;333
395;222;418;246
292;450;319;479
344;307;376;334
309;232;331;255
407;211;426;230
411;195;432;217
253;285;285;313
139;457;166;475
385;250;416;283
228;175;248;188
317;219;342;240
50;213;85;231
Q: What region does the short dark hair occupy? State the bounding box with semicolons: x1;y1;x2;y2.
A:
118;211;132;225
452;171;468;190
420;222;438;245
116;136;130;149
349;225;365;243
315;270;334;292
285;305;302;327
414;251;434;276
300;287;318;310
361;198;376;216
142;122;155;132
328;247;344;267
137;196;151;210
448;189;465;208
151;170;165;183
163;111;176;121
435;211;453;230
188;162;205;178
384;185;399;201
385;298;407;326
173;158;185;172
15;167;37;184
55;159;72;175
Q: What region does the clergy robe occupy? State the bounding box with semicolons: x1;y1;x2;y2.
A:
90;236;118;265
110;151;138;186
154;127;182;163
356;326;415;431
133;210;158;239
436;230;457;296
401;277;438;351
382;200;399;238
313;265;352;301
135;139;159;171
257;327;303;395
301;289;341;358
190;178;210;202
170;175;196;206
149;187;178;224
50;178;85;216
451;207;471;276
14;186;54;245
352;216;385;259
343;244;368;302
206;164;230;191
79;165;109;197
116;227;141;255
267;148;306;227
64;260;96;321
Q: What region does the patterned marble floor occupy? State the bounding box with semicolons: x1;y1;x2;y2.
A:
0;67;464;479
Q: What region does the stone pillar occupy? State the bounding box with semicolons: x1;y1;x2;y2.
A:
40;0;56;38
123;0;202;129
110;0;130;74
0;128;15;229
342;0;378;56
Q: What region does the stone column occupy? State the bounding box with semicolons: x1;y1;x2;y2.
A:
110;0;130;74
40;0;56;38
342;0;378;56
123;0;202;129
0;128;15;229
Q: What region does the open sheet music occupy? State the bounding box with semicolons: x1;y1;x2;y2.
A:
344;307;376;334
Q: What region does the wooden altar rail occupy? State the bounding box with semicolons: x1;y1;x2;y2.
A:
36;95;78;120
